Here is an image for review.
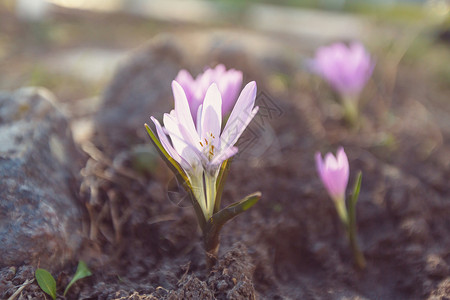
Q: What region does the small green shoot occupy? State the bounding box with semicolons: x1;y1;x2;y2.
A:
348;172;366;269
35;269;56;300
64;261;93;296
35;261;92;299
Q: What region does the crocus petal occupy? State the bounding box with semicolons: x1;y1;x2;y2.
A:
335;147;349;196
196;104;203;136
175;65;243;121
172;80;199;143
175;70;198;115
315;148;349;202
315;152;325;182
222;81;257;145
178;123;209;165
164;113;204;166
336;147;349;179
219;70;243;115
210;146;238;167
150;116;191;171
323;152;341;198
163;112;188;155
201;83;222;143
316;152;336;198
175;70;195;96
221;106;258;153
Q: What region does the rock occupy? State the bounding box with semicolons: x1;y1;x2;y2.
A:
0;87;85;271
95;36;185;154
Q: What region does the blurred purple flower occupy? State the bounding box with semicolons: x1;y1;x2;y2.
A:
175;64;243;122
312;42;374;98
315;147;349;202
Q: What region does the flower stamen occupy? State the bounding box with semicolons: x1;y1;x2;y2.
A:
199;133;217;160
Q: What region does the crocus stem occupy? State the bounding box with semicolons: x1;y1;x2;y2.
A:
202;192;261;271
336;200;365;269
348;224;366;270
341;96;359;127
347;205;366;269
204;228;219;271
205;174;217;221
347;172;366;269
334;199;349;228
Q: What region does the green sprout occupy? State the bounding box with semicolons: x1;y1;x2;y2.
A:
35;260;92;299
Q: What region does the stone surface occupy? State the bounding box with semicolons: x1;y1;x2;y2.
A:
0;87;85;271
95;36;185;154
43;48;128;82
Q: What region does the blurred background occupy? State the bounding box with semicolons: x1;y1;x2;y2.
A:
1;0;449;106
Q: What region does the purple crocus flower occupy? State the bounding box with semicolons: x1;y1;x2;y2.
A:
312;42;374;98
175;64;243;121
150;80;258;220
315;147;349;202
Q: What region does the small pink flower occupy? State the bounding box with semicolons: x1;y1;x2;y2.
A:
312;42;374;98
315;147;349;202
175;64;243;121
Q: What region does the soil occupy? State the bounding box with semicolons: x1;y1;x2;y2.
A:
1;5;450;300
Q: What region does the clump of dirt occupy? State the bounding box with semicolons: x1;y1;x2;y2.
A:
0;266;45;299
165;243;255;299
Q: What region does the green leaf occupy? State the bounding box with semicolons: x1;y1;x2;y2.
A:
226;191;261;212
35;269;56;300
350;172;362;209
347;171;362;236
214;158;232;214
347;171;366;269
63;261;92;296
208;191;261;234
145;123;207;231
144;123;190;186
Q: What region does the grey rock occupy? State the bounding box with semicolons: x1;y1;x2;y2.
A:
95;36;185;154
0;87;85;271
